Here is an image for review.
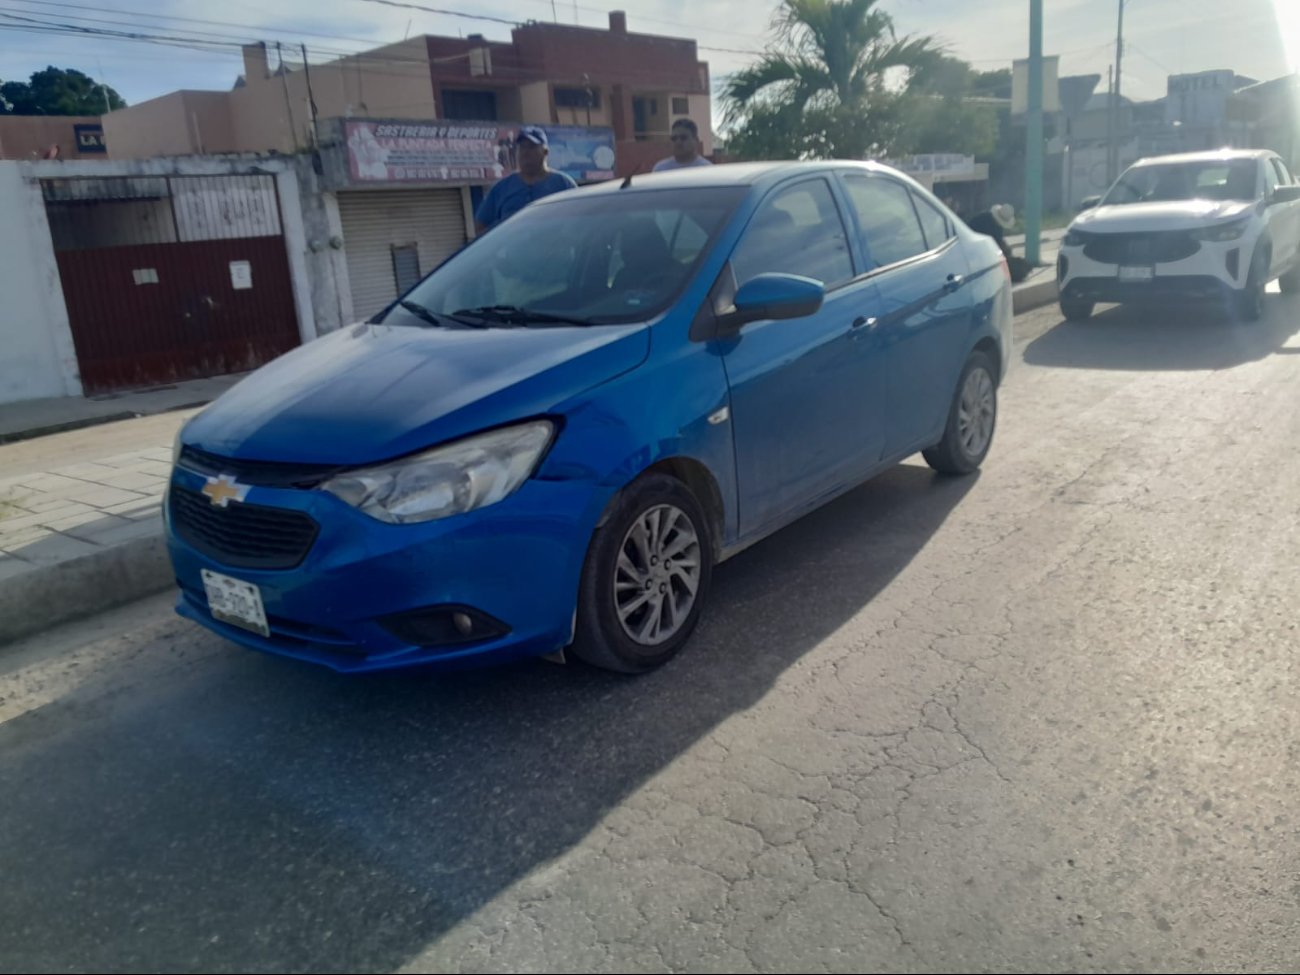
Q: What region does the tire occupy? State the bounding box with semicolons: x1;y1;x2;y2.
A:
923;351;998;476
1280;263;1300;295
1059;298;1095;321
1232;245;1270;321
570;473;714;673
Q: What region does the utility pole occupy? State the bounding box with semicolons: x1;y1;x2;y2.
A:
1025;0;1043;266
1109;0;1126;183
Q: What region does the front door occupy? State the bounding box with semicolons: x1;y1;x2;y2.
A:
719;177;886;537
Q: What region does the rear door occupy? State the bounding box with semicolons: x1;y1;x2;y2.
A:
838;172;974;457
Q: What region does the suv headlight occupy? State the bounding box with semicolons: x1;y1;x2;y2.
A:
1193;218;1250;242
321;420;555;524
1063;227;1091;247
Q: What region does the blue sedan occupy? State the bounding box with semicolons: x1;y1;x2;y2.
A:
166;161;1012;673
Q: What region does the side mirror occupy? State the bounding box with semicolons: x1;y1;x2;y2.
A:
1078;195;1101;212
1271;184;1300;205
720;273;824;332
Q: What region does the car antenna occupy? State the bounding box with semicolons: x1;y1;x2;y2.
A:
620;164;644;189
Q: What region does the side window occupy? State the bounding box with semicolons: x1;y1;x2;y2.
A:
842;175;928;269
912;193;954;250
1264;161;1280;199
1272;159;1293;187
731;179;853;290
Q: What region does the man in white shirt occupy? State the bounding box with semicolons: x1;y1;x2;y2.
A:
652;118;713;172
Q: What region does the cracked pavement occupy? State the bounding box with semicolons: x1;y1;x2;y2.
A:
1;295;1299;973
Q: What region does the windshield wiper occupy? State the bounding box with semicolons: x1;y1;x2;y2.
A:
397;300;479;328
452;305;596;328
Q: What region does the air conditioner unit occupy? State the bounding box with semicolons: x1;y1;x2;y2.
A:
469;47;492;77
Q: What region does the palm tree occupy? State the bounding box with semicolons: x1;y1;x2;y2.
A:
723;0;939;159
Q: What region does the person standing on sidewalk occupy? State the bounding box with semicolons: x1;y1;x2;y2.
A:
474;127;577;235
652;119;712;172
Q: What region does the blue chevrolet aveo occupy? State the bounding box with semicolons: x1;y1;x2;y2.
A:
166;161;1012;674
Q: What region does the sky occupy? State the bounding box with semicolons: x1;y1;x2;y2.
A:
0;0;1296;114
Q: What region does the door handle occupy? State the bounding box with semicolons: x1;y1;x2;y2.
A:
944;273;965;292
851;316;878;329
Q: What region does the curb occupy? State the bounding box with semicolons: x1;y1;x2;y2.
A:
1013;274;1059;315
0;529;173;647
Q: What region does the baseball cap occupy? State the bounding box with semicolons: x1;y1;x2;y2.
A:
515;126;548;147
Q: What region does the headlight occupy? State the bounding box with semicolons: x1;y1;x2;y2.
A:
1063;227;1090;247
1193;218;1250;242
321;420;555;524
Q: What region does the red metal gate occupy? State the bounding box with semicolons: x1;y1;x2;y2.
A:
43;175;301;395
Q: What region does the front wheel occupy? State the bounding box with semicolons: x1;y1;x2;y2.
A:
570;474;714;673
923;351;998;476
1232;246;1270;321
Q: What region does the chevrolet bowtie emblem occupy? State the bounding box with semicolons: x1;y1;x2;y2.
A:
201;474;250;508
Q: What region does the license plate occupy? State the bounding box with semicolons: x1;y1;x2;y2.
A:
201;569;269;637
1118;265;1154;282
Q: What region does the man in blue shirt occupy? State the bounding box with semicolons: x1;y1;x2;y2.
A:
474;126;577;234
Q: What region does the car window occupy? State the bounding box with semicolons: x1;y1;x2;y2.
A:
912;193;954;250
1275;159;1296;185
1264;161;1280;199
397;186;745;325
730;179;853;289
842;174;928;269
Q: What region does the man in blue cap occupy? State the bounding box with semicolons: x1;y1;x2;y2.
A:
474;126;577;235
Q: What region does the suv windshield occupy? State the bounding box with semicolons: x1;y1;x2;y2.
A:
386;186;746;327
1102;159;1259;206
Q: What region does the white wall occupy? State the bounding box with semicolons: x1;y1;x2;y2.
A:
0;163;81;404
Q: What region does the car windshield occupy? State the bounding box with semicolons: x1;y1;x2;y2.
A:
1102;159;1259;206
386;186;746;327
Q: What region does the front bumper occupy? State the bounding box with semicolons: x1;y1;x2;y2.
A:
165;463;606;673
1057;235;1253;306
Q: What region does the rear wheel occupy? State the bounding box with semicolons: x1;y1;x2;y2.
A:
1059;298;1095;321
923;351;998;476
570;474;713;673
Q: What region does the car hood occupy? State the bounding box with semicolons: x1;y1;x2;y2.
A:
182;321;650;465
1074;199;1256;233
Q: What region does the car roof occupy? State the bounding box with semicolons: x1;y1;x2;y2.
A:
560;159;907;199
1130;148;1275;167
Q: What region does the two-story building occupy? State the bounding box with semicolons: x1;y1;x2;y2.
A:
98;11;713;321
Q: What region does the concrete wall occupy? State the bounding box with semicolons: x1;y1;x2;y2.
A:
102;92;200;158
229;39;436;154
0;116;103;160
0;163;81;404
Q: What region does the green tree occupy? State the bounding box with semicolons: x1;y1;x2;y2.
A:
902;54;1001;158
0;67;125;116
722;0;938;160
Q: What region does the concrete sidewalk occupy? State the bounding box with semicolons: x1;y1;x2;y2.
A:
0;411;195;644
0;373;245;444
0;288;1064;647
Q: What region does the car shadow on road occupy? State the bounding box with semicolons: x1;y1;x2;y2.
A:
0;462;976;972
1023;290;1300;371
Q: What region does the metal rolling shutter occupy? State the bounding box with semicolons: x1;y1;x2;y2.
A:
337;189;467;321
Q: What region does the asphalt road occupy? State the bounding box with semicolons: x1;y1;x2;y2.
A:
2;289;1299;974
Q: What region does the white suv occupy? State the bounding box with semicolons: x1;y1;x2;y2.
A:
1058;149;1300;321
